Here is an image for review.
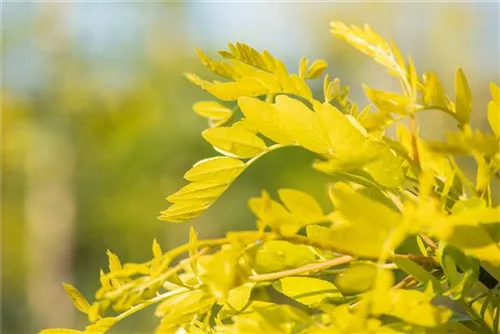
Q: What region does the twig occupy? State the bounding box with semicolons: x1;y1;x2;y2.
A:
249;255;354;282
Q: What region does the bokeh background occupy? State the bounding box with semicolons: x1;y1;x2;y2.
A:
2;2;499;333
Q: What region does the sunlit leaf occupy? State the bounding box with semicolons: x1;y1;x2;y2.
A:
238;97;295;145
253;240;315;274
183;156;245;183
277;188;324;224
455;68;472;125
275;95;331;154
202;127;268;159
63;283;91;315
273;277;343;306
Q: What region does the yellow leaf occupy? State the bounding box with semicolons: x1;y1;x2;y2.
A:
202;127;268;159
195;48;237;79
290;74;313;102
330;22;403;78
455;68;472;125
315;102;366;158
298;56;308;78
273;59;297;94
238;97;295;145
207;77;269;101
277;188;324;224
192;101;233;127
84;317;116;334
422;72;450;110
273;277;342;306
167;182;229;204
225;282;255;312
106;251;121;273
159;202;209;223
152;238;162;260
363;84;408;115
335;263;377;294
487;100;500;137
189;226;198;275
305;59;328;79
63;283;91;314
248;191;301;236
275;95;331;154
183;156;246;183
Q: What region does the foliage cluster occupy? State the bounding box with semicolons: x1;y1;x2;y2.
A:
42;21;500;334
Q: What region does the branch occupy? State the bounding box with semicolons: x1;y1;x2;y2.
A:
249;255;354;282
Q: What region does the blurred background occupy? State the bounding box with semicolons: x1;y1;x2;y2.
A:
2;2;499;333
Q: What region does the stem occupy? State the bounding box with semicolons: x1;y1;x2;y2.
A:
249;255;354;282
112;288;188;325
419;234;438;251
459;299;495;334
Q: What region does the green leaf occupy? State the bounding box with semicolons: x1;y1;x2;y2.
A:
273;277;343;306
202;127;268;159
277;188;324;224
455;68;472;125
275;95;331;154
238;97;295;145
253;240;315;274
183;156;245;183
393;257;441;292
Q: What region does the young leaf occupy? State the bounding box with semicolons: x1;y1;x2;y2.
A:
455;68;472;125
202;127;268;159
183;156;246;183
487;84;500;136
275;95;331;154
277;188;324;224
305;59;328;79
273;277;343;306
422;72;450;110
63;283;91;314
189;226;198;275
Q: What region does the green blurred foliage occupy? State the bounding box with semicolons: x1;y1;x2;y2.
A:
1;2;498;333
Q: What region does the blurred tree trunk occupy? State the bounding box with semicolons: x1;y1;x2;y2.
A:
24;130;76;330
24;3;76;330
